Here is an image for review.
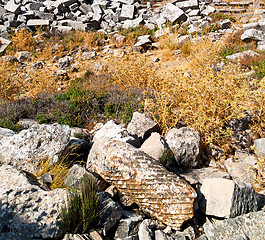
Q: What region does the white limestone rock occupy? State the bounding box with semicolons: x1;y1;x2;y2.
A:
165;127;201;168
200;178;257;218
0;165;67;240
0;123;71;173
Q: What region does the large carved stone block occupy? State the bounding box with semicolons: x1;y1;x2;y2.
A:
87;139;196;230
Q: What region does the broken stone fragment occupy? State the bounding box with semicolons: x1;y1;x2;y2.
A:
202;210;265;240
127;112;159;143
140;132;167;161
0;123;71;173
200;178;257;218
165;127;201;168
0;165;67;239
253;138;265;158
0;36;11;55
226;50;259;63
93;120;139;147
87;139;196;230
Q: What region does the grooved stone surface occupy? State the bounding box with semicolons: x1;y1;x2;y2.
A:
87;139;196;230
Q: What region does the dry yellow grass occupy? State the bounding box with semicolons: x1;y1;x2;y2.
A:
35;157;69;190
107;36;265;148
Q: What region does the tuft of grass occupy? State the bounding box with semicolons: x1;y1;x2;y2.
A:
252;59;265;78
35;157;69;190
9;28;37;53
59;174;99;234
209;12;236;23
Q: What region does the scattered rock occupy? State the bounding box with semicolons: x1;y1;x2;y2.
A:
127;112;159;143
93;120;139;147
203;210;265;240
140;132;167;161
0;165;67;240
98;192;123;235
0;123;71;173
200;178;257;218
165;127;201;168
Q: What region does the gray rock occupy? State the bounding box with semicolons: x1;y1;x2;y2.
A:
0;123;71;173
0;165;67;240
241;29;265;42
99;192;123;235
203;210;265;240
120;4;135;20
217;19;231;29
40;173;53;184
138;219;153;240
173;0;199;11
93;120;139;147
226;50;259;63
16;51;32;62
200;178;257;218
27;19;50;26
254;138;265;157
4;2;21;14
127;112;159;143
56;56;73;70
133;35;153;52
257;41;265;51
81;50;96;60
243;22;260;31
161;3;187;24
165;127;201;168
171;226;195;240
140;132;167;161
0;127;15;139
155;230;172;240
179;167;230;185
87;139;196;230
201;5;215;15
0;36;11;54
224;158;256;184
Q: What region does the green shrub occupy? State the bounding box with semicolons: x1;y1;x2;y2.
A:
60;174;99;234
252;60;265;78
159;148;176;169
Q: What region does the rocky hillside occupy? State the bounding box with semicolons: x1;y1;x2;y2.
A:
0;0;265;239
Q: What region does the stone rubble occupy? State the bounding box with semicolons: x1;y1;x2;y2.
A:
0;108;264;238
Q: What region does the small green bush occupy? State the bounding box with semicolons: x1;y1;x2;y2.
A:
252;60;265;78
60;175;99;234
159;148;176;169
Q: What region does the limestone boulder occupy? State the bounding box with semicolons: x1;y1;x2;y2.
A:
98;192;123;236
87;139;196;230
140;132;167;161
200;178;257;218
165;127;201;168
0;123;71;173
127;112;159;143
254;138;265;158
93;120;139;147
202;210;265;240
226;50;259;63
0;165;67;240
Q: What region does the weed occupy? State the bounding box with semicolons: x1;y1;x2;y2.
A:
35;157;69;190
59;174;99;234
209;12;236;23
252;59;265;78
10;28;36;52
159;148;176;169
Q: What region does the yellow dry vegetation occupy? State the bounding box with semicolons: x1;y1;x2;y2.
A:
107;36;265;147
35;157;69;190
